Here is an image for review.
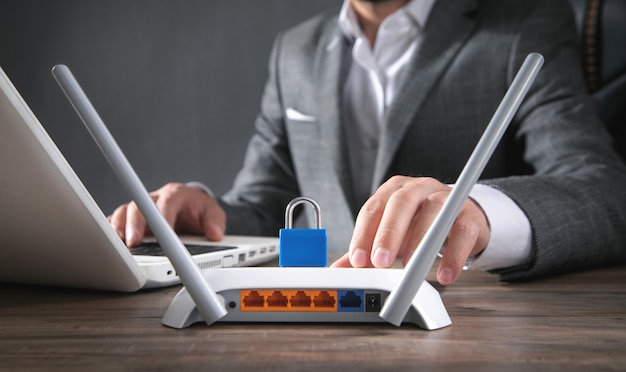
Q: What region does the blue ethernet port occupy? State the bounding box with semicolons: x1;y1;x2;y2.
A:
338;290;364;312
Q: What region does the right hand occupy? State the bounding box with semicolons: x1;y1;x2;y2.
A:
330;176;490;286
108;182;226;247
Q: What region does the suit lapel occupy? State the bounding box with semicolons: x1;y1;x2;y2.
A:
313;24;359;214
372;0;479;189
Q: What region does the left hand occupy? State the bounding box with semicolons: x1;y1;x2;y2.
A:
331;176;490;286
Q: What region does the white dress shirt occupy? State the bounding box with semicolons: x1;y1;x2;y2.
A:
338;0;532;270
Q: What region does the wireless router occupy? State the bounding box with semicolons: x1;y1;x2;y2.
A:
52;53;543;329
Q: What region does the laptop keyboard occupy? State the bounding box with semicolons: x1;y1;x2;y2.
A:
130;242;237;256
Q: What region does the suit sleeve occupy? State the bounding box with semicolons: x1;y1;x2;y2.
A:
485;0;626;281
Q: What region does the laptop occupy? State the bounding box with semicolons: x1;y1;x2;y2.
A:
0;66;279;292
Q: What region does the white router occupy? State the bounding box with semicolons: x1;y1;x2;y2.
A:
53;53;543;330
161;268;450;329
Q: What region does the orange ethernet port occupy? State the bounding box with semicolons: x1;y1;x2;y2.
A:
290;290;312;308
267;291;289;308
313;291;337;310
241;290;265;309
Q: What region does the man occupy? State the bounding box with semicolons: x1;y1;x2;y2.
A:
111;0;626;285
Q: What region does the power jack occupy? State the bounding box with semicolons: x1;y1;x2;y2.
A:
365;293;381;312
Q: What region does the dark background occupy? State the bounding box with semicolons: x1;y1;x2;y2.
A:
0;0;338;214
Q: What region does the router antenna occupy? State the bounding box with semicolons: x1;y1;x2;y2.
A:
379;53;544;326
52;65;227;324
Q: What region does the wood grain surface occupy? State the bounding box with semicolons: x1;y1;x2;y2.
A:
1;264;625;371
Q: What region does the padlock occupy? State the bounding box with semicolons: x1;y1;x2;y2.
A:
279;196;328;267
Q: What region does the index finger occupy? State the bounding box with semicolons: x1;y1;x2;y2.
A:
349;176;445;268
125;200;149;247
368;178;450;267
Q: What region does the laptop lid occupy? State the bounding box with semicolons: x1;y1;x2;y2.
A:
0;66;277;292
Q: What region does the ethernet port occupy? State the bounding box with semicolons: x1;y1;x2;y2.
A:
243;290;265;308
290;291;312;308
338;290;364;312
267;291;289;307
313;291;336;308
365;293;382;312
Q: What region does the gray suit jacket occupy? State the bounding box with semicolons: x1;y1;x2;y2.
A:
220;0;626;281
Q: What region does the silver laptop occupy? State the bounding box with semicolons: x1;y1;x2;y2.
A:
0;66;278;292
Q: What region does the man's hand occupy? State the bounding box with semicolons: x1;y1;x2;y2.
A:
108;182;226;247
331;176;490;286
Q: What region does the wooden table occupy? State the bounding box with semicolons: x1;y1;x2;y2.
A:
1;264;625;370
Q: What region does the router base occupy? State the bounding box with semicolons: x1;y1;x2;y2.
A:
162;268;451;330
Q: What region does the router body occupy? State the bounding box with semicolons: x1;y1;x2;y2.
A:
161;267;451;330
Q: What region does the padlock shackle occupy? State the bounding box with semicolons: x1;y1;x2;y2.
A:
284;196;322;229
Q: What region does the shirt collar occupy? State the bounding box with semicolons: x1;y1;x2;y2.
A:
338;0;436;40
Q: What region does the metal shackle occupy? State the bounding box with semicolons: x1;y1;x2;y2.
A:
284;196;322;229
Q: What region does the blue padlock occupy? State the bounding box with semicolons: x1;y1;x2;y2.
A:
279;197;328;267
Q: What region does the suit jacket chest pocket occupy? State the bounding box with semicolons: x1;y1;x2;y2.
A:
287;114;321;164
285;117;323;174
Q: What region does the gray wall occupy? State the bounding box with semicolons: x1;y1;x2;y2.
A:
0;0;338;214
